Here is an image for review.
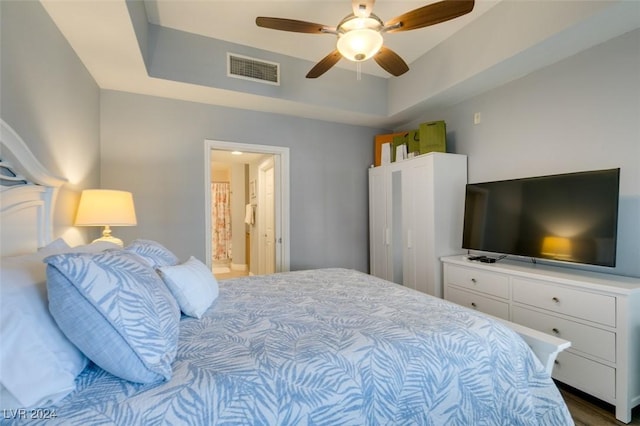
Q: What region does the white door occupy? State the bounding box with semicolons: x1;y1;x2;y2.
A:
368;167;388;280
264;164;275;274
403;157;434;294
258;158;275;275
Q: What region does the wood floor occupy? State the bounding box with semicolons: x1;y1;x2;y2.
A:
559;382;640;425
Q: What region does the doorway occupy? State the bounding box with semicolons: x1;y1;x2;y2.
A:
204;140;290;276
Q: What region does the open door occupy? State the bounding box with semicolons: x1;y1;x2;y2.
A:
259;158;275;274
205;140;290;274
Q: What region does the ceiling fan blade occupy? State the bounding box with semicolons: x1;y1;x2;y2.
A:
374;46;409;77
256;17;330;34
352;0;375;18
385;0;475;33
306;50;343;78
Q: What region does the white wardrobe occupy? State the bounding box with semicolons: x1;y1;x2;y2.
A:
369;152;467;297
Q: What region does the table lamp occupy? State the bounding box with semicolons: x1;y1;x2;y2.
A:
75;189;137;247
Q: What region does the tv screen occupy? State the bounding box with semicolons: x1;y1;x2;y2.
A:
462;168;620;267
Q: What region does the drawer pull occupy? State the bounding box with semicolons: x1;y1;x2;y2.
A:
470;302;477;308
554;360;560;365
552;328;560;335
471;278;477;284
552;297;560;303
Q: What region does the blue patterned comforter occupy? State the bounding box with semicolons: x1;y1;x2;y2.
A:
10;268;572;425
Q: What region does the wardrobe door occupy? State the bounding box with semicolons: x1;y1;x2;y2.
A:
389;168;404;285
405;156;435;295
400;163;415;291
368;166;389;280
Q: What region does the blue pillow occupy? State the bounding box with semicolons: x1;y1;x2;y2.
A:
45;250;180;384
125;239;179;269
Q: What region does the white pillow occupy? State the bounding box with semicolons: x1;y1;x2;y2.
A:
37;240;117;256
158;256;219;318
0;252;87;409
66;241;121;254
38;238;70;253
0;241;120;409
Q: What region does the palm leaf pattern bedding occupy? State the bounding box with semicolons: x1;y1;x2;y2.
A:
14;268;572;425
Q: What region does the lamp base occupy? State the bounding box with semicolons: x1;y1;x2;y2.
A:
93;225;123;247
92;235;124;248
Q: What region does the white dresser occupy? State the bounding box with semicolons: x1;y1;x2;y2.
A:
442;255;640;423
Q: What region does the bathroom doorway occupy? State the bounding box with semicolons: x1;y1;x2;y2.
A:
204;140;290;277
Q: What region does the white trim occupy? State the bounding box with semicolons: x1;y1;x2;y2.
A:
204;140;290;273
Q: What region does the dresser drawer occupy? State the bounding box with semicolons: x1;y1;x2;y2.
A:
445;265;509;299
553;350;616;402
446;286;510;320
512;306;615;362
512;278;616;327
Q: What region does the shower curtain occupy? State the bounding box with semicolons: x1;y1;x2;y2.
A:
212;182;232;261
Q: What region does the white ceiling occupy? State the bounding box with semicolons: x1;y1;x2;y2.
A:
40;0;640;128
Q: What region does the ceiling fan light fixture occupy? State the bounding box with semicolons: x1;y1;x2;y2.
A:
336;14;383;62
337;27;383;62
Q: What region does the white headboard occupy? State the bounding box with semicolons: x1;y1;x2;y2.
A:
0;119;67;257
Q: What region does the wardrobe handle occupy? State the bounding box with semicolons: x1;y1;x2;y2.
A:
552;328;560;335
407;230;412;249
552;297;560;304
470;302;477;309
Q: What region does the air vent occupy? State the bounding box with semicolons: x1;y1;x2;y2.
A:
227;53;280;85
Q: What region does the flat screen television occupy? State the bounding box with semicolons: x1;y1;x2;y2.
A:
462;168;620;267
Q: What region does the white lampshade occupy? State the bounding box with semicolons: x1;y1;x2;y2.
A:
336;16;384;62
337;29;383;62
75;190;137;226
75;189;137;246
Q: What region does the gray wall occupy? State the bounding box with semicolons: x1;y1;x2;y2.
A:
100;91;384;271
0;0;100;246
147;23;388;117
404;29;640;277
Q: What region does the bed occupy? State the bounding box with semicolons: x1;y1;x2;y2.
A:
0;119;573;425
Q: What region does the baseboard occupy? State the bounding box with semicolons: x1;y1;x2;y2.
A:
230;263;247;271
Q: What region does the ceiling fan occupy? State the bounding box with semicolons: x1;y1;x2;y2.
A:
256;0;475;78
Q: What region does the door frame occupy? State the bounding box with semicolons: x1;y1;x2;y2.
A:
204;140;290;273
